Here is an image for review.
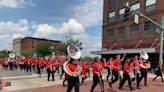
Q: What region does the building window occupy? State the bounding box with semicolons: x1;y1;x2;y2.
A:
107;29;114;43
145;0;156;12
119;0;126;7
144;20;156;35
130;24;139;37
109;0;115;10
118;27;126;39
119;8;125;20
131;3;140;17
108;11;115;23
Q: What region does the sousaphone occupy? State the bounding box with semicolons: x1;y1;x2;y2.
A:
140;51;151;69
63;44;82;77
140;51;149;60
9;53;15;58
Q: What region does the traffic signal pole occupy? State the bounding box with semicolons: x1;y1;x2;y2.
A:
123;2;164;70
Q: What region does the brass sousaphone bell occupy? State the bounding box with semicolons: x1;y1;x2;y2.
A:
63;44;82;77
139;51;151;69
140;51;149;60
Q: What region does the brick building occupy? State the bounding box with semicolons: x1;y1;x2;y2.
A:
91;0;164;64
13;37;61;55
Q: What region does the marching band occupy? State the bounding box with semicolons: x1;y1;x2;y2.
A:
0;48;164;92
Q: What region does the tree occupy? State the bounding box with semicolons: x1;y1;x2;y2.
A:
59;36;83;55
0;51;8;58
20;50;33;57
35;41;54;57
80;56;93;61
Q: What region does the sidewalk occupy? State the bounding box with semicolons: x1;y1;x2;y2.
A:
3;74;164;92
0;72;161;92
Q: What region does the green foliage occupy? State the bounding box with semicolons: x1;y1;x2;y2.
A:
59;36;83;55
80;56;93;61
35;41;54;57
0;51;8;58
20;50;33;57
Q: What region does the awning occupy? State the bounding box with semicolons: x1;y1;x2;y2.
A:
90;48;156;55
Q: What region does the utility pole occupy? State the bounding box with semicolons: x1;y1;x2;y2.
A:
159;16;164;69
123;2;164;70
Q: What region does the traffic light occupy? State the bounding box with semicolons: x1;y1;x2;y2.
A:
144;20;150;31
123;8;130;21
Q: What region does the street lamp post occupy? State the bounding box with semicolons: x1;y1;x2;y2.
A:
124;2;164;70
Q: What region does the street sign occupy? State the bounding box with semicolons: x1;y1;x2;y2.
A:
156;26;161;33
161;16;164;29
134;14;139;24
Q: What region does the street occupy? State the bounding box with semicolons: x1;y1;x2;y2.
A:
1;72;164;92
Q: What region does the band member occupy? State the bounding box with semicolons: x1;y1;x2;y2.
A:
87;60;91;78
54;59;60;75
37;58;41;77
60;58;65;79
81;61;90;85
24;58;28;72
119;58;133;90
63;72;67;86
26;58;32;74
106;57;113;81
153;64;164;82
138;59;150;87
46;60;55;81
19;58;24;71
90;57;105;92
66;58;80;92
131;55;140;89
4;58;8;70
8;58;14;70
108;54;126;88
13;59;18;69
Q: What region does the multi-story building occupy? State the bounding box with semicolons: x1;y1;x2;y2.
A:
91;0;164;64
13;37;22;53
13;37;61;54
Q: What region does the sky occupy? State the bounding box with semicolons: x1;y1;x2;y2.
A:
0;0;103;57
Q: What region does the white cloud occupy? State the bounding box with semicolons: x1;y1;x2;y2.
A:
0;34;13;50
72;33;101;57
0;0;34;8
70;0;103;27
0;19;29;34
0;19;31;50
33;19;85;38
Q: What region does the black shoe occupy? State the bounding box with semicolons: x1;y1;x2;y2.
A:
109;83;112;88
130;88;134;91
119;87;123;90
137;87;141;89
63;82;65;86
90;90;93;92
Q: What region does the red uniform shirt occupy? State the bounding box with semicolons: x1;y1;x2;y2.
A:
112;59;121;71
140;61;148;72
123;63;130;74
92;62;104;76
46;62;55;70
106;60;113;69
131;60;140;71
82;63;89;76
